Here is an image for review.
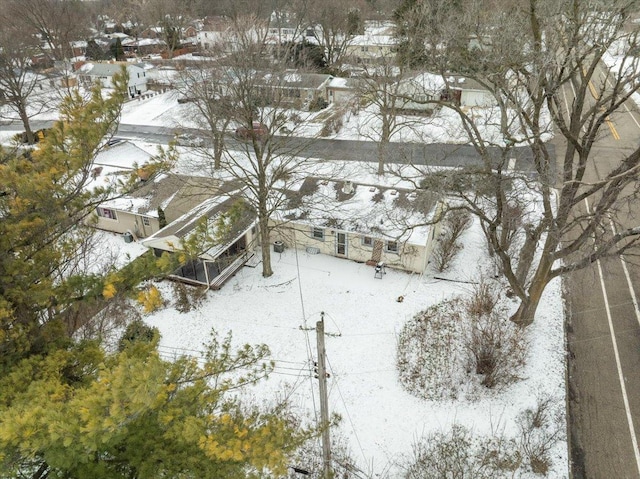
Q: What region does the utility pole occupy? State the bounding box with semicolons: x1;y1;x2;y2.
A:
316;312;332;479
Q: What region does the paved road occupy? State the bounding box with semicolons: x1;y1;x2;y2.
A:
565;61;640;478
1;119;547;173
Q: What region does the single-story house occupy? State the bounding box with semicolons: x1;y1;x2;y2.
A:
78;62;148;97
93;171;222;239
396;73;447;113
344;33;398;65
272;178;444;273
445;75;496;108
397;72;495;111
326;77;360;105
121;38;166;57
142;191;258;289
262;71;333;106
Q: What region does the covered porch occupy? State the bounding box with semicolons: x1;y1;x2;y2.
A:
167;234;256;289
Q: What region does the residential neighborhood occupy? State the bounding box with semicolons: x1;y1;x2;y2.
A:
1;1;640;479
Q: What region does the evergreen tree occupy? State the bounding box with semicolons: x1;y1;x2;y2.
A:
157;206;167;228
85;39;106;60
0;333;308;478
0;69;128;373
110;37;125;61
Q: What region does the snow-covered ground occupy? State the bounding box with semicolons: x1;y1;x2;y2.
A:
95;215;567;478
4;66;568;477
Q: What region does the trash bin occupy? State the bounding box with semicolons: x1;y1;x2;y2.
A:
123;232;134;243
273;241;285;253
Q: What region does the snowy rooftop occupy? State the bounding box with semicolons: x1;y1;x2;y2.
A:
93;140;154;170
281;178;441;245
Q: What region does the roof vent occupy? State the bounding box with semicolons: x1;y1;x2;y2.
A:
342;181;354;195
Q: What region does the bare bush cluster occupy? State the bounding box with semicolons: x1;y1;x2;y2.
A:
320;114;344;136
172;281;207;313
396;298;466;400
402;395;565;479
396;278;527;399
432;209;472;272
517;396;565;475
402;424;521;479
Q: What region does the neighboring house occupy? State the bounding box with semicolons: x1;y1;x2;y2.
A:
326;76;360;104
396;73;447;113
121;38;166;57
78;62;148;97
446;75;495;108
196;16;233;51
140;27;162;39
142;191;258;289
272;178;444;273
268;71;333;105
344;33;398;65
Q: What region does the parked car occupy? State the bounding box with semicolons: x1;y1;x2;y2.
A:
175;133;205;147
235;122;267;140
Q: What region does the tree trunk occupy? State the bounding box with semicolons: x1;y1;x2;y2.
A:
515;226;539;286
377;140;387;175
510;252;552;326
259;216;272;277
18;103;34;144
378;119;390;175
213;134;223;169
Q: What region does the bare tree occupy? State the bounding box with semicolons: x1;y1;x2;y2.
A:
1;0;89;61
304;0;370;68
355;58;432;175
185;16;318;278
142;0;196;58
0;18;42;143
399;0;640;325
176;64;233;169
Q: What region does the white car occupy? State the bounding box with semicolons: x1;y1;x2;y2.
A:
176;133;205;147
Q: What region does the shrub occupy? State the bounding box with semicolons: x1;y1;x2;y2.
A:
517;396;565;475
397;279;527;399
308;97;328;111
432;209;472;272
396;298;466;400
118;320;158;351
173;281;206;313
137;285;164;313
464;282;527;389
403;425;521;479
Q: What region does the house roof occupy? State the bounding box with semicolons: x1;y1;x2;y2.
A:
142;189;256;260
81;62;144;77
93;140;153;170
99;174;223;222
446;75;490;93
281;178;441;246
266;71;332;90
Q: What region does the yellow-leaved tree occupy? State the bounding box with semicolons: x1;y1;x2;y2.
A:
0;331;308;478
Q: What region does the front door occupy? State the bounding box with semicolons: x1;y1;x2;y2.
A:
336;232;347;256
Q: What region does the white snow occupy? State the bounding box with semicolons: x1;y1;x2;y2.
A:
132;216;567;478
1;57;570;477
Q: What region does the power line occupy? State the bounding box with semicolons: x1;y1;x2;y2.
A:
326;354;368;466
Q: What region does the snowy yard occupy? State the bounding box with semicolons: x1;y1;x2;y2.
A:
99;216;568;478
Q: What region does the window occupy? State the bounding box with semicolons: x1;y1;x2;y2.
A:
312;227;325;240
386;240;398;253
142;216;151;226
97;207;117;220
362;236;373;247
